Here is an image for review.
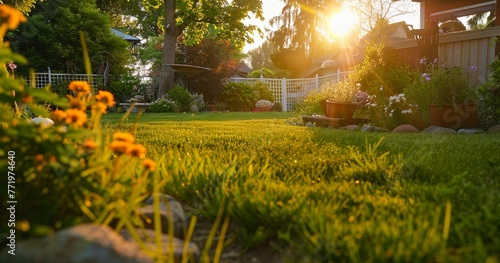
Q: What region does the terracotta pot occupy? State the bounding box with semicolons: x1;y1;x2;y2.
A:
319;99;327;115
429;104;478;130
325;101;358;119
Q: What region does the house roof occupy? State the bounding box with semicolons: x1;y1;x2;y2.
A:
110;28;141;44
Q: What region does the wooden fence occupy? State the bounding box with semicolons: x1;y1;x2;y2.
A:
392;25;500;86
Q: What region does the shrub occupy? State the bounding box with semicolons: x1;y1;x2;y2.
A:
351;44;421;129
253;81;275;102
108;75;141;104
220;82;258;111
149;97;180;113
167;84;192;111
478;60;500;129
0;8;158;244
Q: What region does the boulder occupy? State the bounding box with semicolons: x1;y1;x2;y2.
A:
458;128;486;134
138;194;187;239
0;224;152;263
392;124;419;133
487;124;500;134
337;125;360;131
30;117;55;127
121;228;200;263
421;126;457;134
361;125;388;133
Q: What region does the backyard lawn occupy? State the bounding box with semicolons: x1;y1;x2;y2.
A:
101;112;500;262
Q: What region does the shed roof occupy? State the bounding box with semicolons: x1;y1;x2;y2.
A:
110;28;141;44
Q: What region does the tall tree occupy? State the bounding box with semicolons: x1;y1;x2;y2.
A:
348;0;417;35
247;39;277;71
1;0;39;14
182;37;241;103
268;0;341;76
10;0;130;75
153;0;263;99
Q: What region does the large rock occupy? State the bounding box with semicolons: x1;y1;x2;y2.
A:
0;224;153;263
458;128;486;134
421;126;457;134
30;117;55;127
487;124;500;134
138;194;187;239
392;124;419;133
361;125;388;133
121;228;200;263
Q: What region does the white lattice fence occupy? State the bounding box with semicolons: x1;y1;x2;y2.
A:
25;73;158;99
231;71;349;111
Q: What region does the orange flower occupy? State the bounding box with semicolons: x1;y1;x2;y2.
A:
21;94;33;104
68;81;91;94
68;97;87;111
65;109;88;127
127;144;146;158
92;102;107;114
95;90;116;107
82;139;97;150
51;110;67;124
113;132;134;144
142;158;156;171
109;140;129;155
0;5;27;30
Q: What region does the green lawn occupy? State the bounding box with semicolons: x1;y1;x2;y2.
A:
103;112;500;262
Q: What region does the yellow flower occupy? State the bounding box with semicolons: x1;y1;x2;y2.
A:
68;96;87;111
113;132;134;144
0;5;27;30
142;158;156;171
109;140;129;155
127;144;146;158
68;81;91;94
95;90;116;107
51;110;67;124
65;109;88;127
82;139;97;150
92;102;107;114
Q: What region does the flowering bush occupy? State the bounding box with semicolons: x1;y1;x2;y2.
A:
413;58;478;106
149;96;180;112
127;94;145;103
0;5;157;242
255;99;273;109
190;92;205;109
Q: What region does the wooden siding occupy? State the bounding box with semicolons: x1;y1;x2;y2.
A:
391;26;500;85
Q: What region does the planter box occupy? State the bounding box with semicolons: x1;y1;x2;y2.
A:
429;104;478;130
121;103;151;113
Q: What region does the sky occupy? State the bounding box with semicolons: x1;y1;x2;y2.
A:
243;0;421;53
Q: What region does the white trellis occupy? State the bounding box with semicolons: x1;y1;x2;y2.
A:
26;68;350;112
231;69;350;111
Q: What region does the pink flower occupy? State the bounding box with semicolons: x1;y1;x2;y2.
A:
8;62;16;70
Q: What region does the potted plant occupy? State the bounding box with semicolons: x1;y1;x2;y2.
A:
409;59;478;129
323;80;360;119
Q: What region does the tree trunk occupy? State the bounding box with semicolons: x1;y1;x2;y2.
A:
157;0;177;99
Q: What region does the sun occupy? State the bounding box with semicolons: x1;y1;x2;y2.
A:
329;8;357;37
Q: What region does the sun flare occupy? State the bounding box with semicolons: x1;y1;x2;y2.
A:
329;9;357;37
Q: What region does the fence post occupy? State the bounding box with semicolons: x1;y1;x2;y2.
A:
337;68;341;81
315;73;319;90
281;78;287;112
48;67;51;87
